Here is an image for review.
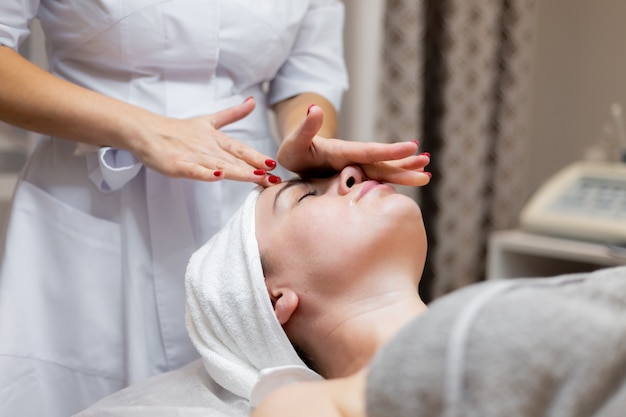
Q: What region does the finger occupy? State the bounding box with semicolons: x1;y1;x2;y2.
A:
173;161;227;182
325;140;419;168
256;174;283;187
281;105;324;156
168;146;258;181
301;104;324;138
210;97;256;129
216;133;278;171
170;130;279;180
218;163;283;185
361;163;431;187
385;153;430;170
174;157;283;185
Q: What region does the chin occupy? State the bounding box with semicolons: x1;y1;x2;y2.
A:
370;196;425;249
379;193;423;222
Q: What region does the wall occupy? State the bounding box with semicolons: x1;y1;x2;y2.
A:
527;0;626;199
340;1;626;208
338;0;387;141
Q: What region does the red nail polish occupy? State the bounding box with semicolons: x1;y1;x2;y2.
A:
268;175;281;184
412;140;420;146
265;159;277;169
424;172;432;178
253;169;266;176
307;104;316;115
213;171;223;177
420;152;431;158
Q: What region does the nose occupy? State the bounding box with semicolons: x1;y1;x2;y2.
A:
337;165;365;195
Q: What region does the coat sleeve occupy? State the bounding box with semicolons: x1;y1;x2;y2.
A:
0;0;40;49
267;0;349;111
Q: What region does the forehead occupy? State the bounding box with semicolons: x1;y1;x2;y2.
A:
257;173;340;221
258;177;331;228
258;178;304;215
258;179;290;210
255;181;304;254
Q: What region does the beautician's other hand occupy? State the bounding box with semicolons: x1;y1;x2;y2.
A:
133;97;280;186
277;104;430;187
360;151;431;187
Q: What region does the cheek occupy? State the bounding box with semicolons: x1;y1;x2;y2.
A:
290;209;366;273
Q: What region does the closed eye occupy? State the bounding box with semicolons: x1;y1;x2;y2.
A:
298;190;318;202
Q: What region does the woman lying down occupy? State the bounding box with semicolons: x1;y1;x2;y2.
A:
78;165;626;417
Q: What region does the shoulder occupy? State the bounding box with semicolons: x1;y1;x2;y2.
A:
253;372;366;417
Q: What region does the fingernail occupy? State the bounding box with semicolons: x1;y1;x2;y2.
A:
213;170;223;177
307;104;316;115
420;152;431;158
253;169;266;176
412;140;420;146
265;159;277;169
268;175;281;184
243;96;254;103
424;172;432;178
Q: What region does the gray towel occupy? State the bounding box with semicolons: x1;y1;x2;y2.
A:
366;267;626;417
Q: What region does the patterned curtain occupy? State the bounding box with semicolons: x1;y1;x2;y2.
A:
377;0;537;302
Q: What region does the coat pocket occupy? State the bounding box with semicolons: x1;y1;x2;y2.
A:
0;180;124;379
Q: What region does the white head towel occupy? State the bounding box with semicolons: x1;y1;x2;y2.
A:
185;188;321;406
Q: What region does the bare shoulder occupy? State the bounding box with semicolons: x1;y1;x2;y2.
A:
252;380;339;417
328;368;368;417
252;370;368;417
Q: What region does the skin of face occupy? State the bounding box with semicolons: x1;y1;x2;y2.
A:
253;166;428;417
255;165;427;306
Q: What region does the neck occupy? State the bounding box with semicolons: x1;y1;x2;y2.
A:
296;288;428;379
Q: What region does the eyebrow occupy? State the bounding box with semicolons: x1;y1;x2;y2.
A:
273;178;307;212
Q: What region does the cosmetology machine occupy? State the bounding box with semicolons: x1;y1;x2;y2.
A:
520;103;626;246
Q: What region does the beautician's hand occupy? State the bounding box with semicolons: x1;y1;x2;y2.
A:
277;105;430;186
136;97;280;186
0;48;280;186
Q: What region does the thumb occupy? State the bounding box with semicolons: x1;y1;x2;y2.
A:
286;104;324;149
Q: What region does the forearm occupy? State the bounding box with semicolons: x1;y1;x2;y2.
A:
272;92;338;140
0;45;157;154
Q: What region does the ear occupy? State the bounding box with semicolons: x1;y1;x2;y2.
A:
270;288;299;325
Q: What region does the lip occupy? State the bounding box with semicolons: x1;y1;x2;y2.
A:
356;180;393;201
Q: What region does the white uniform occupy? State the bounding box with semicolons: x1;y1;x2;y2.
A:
0;1;347;416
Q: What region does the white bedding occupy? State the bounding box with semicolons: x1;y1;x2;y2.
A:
73;360;247;417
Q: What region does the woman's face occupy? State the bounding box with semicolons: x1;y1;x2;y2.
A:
255;166;427;296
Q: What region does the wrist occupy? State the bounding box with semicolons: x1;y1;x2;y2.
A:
113;107;164;159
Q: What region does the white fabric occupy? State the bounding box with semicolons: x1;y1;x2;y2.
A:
74;359;248;417
185;188;320;404
0;1;347;416
74;360;322;417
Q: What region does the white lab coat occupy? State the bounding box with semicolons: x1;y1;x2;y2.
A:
0;1;347;416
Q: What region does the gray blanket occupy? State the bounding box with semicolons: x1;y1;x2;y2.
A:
367;266;626;417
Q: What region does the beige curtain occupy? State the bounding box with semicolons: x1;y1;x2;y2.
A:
378;0;537;301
